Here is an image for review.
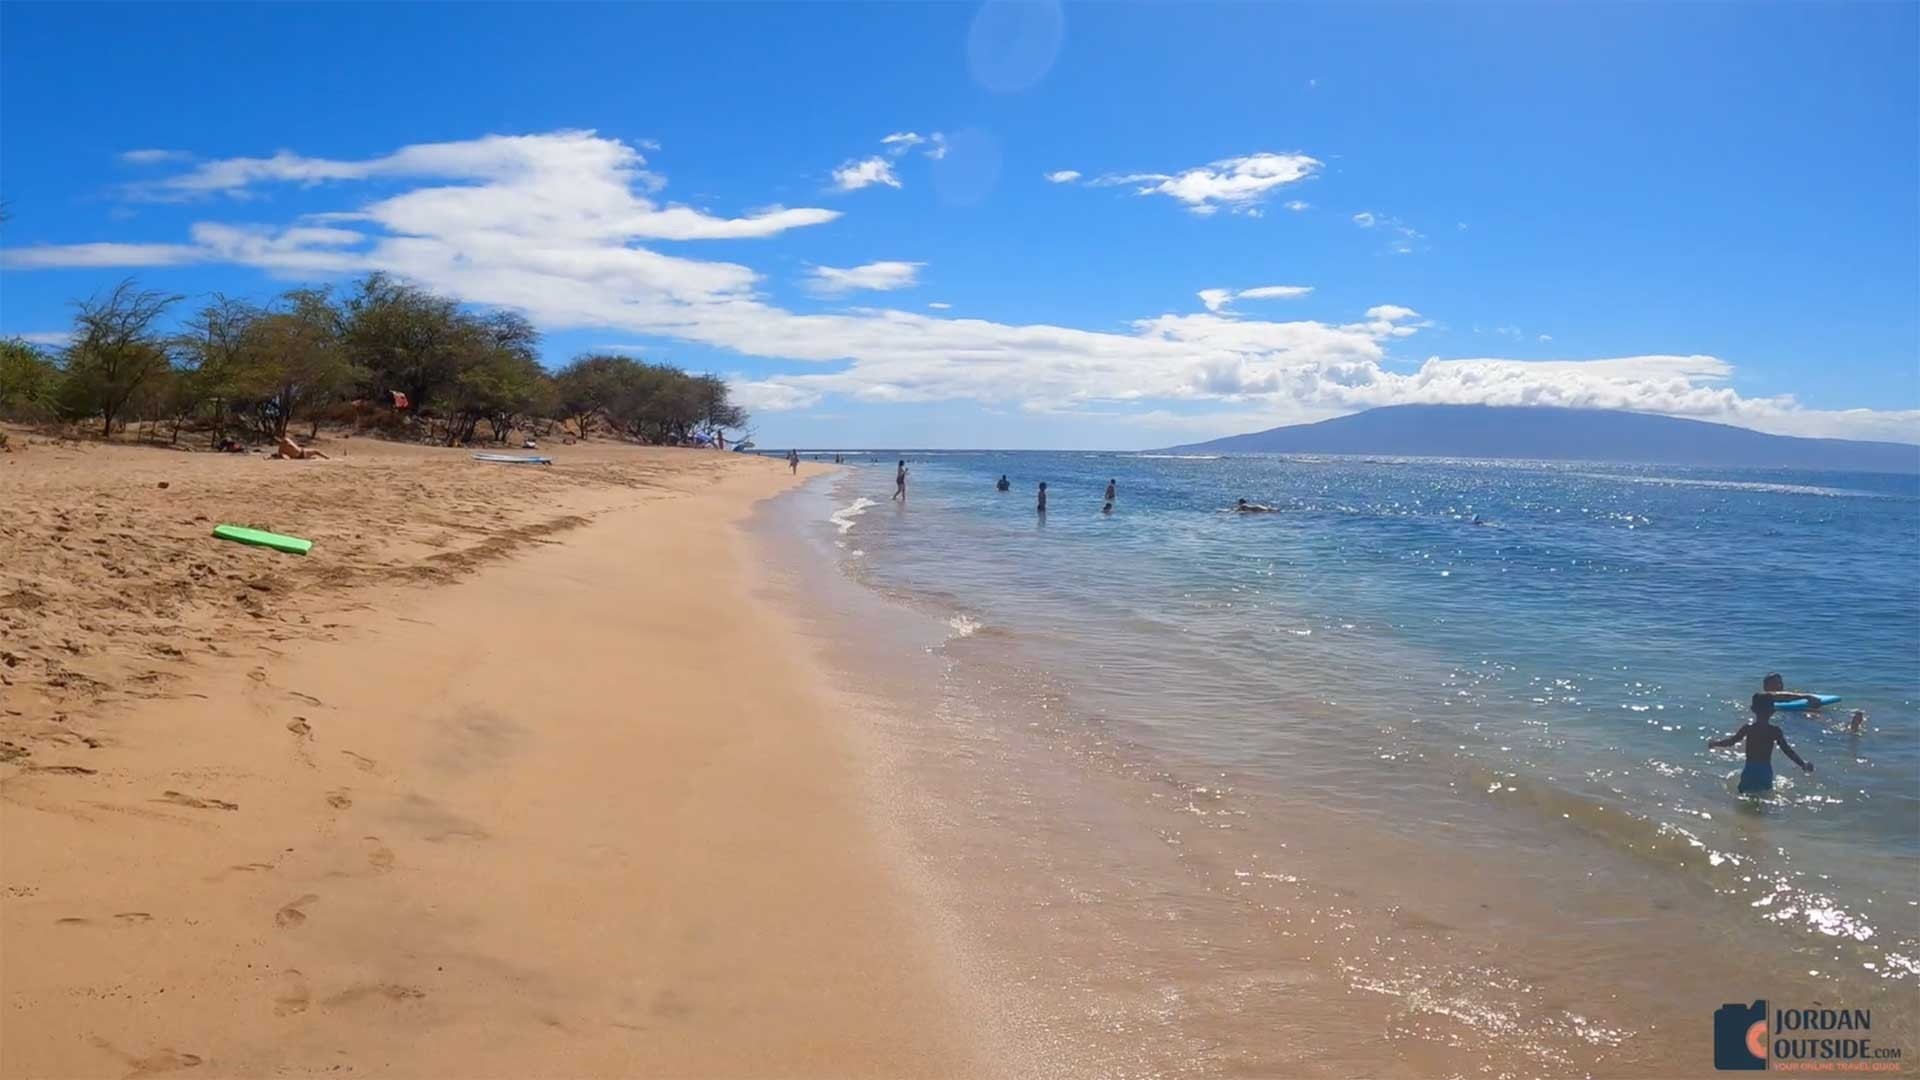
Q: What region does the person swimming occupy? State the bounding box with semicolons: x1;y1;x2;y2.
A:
1710;693;1813;794
996;475;1010;492
1234;498;1276;513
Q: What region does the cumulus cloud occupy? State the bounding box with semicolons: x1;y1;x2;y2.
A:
1285;200;1310;212
8;129;1912;444
1091;152;1320;215
831;156;901;192
806;260;924;296
1044;169;1082;184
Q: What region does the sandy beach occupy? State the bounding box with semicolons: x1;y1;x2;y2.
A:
1;434;979;1078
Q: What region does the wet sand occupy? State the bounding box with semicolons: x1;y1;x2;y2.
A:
0;435;980;1078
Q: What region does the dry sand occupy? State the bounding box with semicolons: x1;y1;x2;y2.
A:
1;432;980;1078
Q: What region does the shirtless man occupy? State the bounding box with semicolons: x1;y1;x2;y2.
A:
1710;694;1812;794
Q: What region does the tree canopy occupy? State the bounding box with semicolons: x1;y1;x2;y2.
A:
20;274;751;447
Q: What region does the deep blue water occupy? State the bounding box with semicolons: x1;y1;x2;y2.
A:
788;449;1920;989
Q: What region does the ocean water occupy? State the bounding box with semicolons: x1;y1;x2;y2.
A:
764;450;1920;1075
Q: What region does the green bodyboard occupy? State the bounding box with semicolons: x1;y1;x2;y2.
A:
212;524;313;556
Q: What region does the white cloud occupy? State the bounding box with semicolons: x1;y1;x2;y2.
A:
1198;285;1313;313
806;260;924;296
10;129;1911;444
1354;210;1423;253
0;241;206;268
1238;285;1313;302
928;302;952;310
729;377;822;413
1045;169;1082;184
14;331;71;346
831;156;901;192
881;132;924;154
1538;334;1553;342
119;148;191;165
1091;152;1320;215
1285;200;1310;212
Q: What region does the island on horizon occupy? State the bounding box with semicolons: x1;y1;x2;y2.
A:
1157;404;1920;473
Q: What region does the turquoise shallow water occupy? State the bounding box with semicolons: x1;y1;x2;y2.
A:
797;450;1920;1001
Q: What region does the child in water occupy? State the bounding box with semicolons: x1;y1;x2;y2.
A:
1709;694;1813;794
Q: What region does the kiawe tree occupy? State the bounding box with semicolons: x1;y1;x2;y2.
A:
0;337;62;420
236;287;359;439
58;280;182;436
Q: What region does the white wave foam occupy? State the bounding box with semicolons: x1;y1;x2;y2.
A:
829;497;879;534
1571;472;1888;499
947;614;981;638
1136;453;1222;460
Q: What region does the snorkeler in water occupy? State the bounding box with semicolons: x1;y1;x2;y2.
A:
1234;498;1277;513
1709;693;1813;794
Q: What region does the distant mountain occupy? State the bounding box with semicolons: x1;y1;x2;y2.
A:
1157;405;1920;473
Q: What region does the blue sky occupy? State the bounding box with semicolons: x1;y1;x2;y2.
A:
3;2;1915;448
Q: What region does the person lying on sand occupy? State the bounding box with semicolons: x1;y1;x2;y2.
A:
1234;498;1277;513
1709;694;1812;794
274;435;329;460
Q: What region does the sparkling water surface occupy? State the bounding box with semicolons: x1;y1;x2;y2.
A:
789;449;1920;1002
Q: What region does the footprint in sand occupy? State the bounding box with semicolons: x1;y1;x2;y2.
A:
205;861;275;882
114;912;154;924
272;969;311;1016
56;916;91;926
285;717;311;739
363;837;394;874
323;982;426;1007
289;691;323;707
274;894;318;929
339;751;377;773
325;790;352;810
88;1038;203;1076
158;791;238;812
29;764;98;776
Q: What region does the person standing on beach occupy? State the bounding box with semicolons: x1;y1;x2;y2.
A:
893;460;909;501
787;449;799;474
1036;481;1048;514
1710;694;1813;794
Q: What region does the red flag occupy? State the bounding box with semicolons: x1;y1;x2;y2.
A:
390;390;410;410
